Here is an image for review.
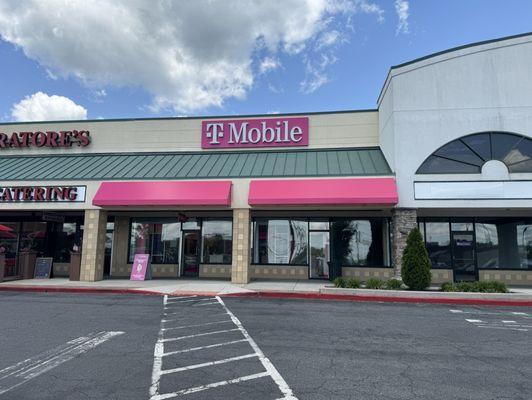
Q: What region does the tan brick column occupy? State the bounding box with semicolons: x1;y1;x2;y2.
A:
80;209;108;282
231;209;250;284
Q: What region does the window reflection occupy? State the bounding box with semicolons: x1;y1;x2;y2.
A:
129;220;180;264
424;222;451;268
254;220;308;264
201;220;232;264
330;219;387;267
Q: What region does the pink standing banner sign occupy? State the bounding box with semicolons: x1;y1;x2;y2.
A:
130;254;151;281
201;117;309;149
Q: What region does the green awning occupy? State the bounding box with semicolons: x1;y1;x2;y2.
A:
0;147;392;181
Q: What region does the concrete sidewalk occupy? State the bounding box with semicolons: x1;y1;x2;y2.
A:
1;278;532;306
0;277;327;295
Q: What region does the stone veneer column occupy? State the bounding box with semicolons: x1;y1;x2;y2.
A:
231;209;250;284
391;208;418;277
80;209;108;282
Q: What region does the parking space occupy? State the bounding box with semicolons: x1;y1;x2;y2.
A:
149;295;297;400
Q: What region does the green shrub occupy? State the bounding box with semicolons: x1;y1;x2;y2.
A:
345;277;361;289
401;228;432;290
441;282;456;292
385;278;403;290
333;277;346;288
440;280;508;293
366;277;384;289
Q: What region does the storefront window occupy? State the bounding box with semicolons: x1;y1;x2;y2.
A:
330;219;388;267
0;222;20;277
201;220;232;264
19;222;46;254
53;222;77;262
253;219;308;264
424;222;451;268
476;219;532;269
129;220;180;264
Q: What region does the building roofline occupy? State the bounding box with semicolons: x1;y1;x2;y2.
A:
377;31;532;106
0;108;377;127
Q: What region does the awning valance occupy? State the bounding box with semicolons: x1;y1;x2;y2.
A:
248;178;398;206
93;181;232;207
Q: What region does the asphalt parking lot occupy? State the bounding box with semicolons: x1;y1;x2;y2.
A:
0;292;530;400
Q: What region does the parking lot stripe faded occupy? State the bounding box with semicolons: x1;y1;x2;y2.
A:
161;353;259;375
161;328;240;343
0;331;124;396
151;372;271;400
161;319;232;331
162;339;249;357
215;296;298;400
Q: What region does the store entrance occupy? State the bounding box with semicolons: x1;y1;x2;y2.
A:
451;231;476;281
181;231;200;278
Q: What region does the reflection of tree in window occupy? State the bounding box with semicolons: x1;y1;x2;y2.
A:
330;220;386;266
256;220;307;264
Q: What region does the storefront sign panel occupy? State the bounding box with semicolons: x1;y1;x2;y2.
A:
0;130;90;149
0;186;86;202
202;117;308;149
130;254;151;281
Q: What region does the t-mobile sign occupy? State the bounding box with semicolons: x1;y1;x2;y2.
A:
201;117;309;149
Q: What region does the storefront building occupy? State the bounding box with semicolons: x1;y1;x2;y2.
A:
0;33;531;285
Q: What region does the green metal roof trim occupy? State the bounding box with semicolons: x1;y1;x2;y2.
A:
0;147;392;181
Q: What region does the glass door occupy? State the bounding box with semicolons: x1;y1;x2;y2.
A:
181;231;200;278
309;231;330;279
452;232;476;281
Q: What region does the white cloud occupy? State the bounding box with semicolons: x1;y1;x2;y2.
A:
0;1;388;113
395;0;410;35
259;57;280;74
315;30;341;50
11;92;87;121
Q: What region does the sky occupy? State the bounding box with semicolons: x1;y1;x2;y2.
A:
0;0;531;122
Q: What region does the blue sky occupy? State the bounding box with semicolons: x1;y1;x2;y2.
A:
0;0;531;122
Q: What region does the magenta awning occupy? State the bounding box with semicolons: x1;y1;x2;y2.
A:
93;181;232;207
248;178;398;206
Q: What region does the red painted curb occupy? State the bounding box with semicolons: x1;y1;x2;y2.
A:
0;285;162;296
1;286;531;306
221;291;532;307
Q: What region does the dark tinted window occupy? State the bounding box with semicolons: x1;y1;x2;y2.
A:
461;133;491;161
434;140;483;166
417;132;532;174
417;155;480;174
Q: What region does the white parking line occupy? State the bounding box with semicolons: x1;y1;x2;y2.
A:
151;372;270;400
165;296;197;302
465;319;483;323
161;353;258;375
161;328;240;343
161;320;232;332
0;331;124;396
165;298;213;306
162;339;249;357
215;296;298;400
161;312;229;323
149;294;299;400
191;301;220;307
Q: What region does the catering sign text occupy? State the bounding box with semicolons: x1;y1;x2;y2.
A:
0;186;86;202
202;117;308;149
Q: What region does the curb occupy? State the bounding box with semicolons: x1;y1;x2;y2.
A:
1;285;532;306
221;291;532;306
0;285;162;296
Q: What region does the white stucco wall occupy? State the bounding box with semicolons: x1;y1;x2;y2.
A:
379;34;532;209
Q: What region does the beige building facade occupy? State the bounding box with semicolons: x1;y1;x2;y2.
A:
0;33;531;286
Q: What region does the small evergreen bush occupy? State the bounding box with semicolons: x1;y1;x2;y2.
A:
401;228;432;290
385;278;403;290
333;277;346;288
345;277;361;288
440;282;456;292
366;278;384;289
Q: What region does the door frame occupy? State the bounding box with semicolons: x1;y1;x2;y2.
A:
450;230;477;282
180;230;200;278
